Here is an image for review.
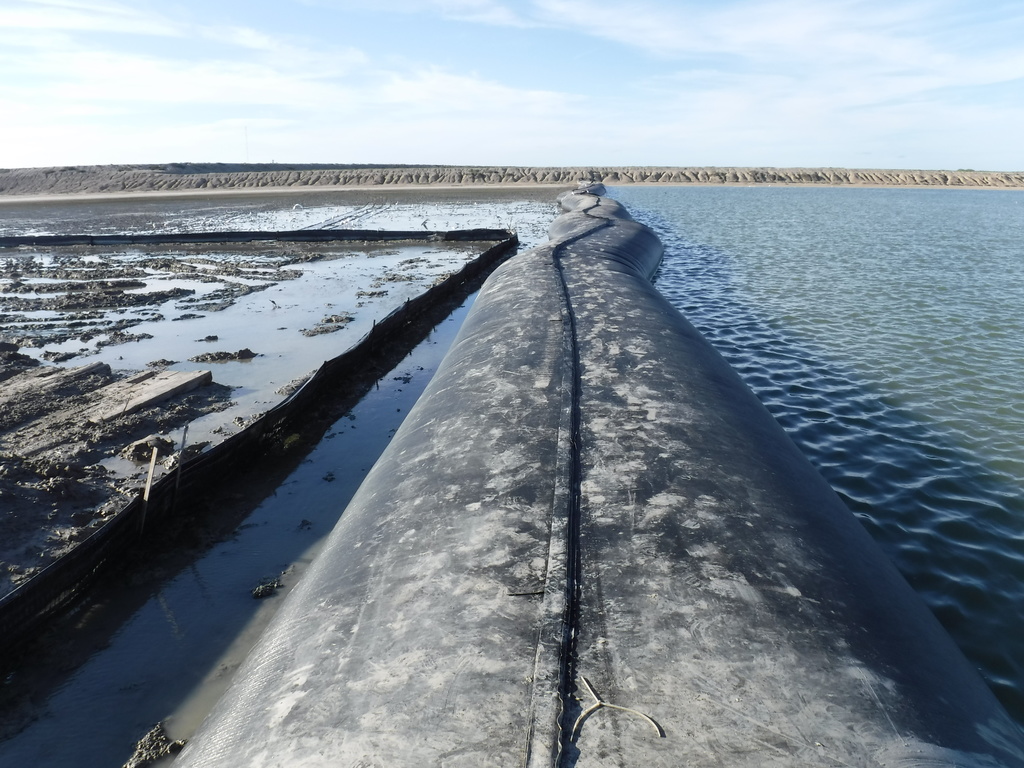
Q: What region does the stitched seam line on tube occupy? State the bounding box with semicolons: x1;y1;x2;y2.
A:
550;216;610;766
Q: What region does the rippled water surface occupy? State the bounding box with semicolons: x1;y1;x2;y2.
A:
611;185;1024;720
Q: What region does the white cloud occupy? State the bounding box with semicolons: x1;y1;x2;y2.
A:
1;0;1022;168
429;0;533;26
0;0;592;167
0;0;183;36
374;68;575;112
301;0;535;26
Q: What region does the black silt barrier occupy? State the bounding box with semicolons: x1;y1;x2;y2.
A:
0;227;511;248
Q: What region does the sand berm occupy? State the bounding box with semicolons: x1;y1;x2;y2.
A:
2;163;1024;198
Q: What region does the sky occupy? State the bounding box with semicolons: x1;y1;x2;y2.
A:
1;0;1022;170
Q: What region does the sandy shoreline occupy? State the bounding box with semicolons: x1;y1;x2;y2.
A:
3;178;1021;210
5;179;1023;208
2;164;1024;201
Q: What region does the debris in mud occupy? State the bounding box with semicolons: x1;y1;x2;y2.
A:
189;348;258;363
121;722;186;768
163;440;209;469
370;271;417;287
275;371;314;397
233;411;263;429
251;575;282;599
300;312;354;337
120;434;176;462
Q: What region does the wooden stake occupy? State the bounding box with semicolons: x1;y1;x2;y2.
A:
140;446;159;536
171;425;189;517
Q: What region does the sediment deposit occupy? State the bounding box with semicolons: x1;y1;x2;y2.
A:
2;163;1023;198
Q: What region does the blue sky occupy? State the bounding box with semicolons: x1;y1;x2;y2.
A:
1;0;1022;170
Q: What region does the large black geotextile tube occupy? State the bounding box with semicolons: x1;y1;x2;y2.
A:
0;227;511;248
0;234;517;658
176;190;1024;767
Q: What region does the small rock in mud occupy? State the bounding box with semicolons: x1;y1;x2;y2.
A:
189;348;258;363
146;359;177;368
196;334;219;342
121;434;176;462
122;722;185;768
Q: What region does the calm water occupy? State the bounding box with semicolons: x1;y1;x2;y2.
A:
611;185;1024;721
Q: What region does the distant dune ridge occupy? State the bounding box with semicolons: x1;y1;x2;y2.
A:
2;163;1024;196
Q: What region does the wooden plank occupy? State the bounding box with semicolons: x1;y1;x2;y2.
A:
86;370;212;423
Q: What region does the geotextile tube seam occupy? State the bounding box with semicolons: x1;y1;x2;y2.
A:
174;189;1024;767
550;213;611;766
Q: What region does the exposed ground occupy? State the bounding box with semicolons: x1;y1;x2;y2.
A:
1;163;1023;199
